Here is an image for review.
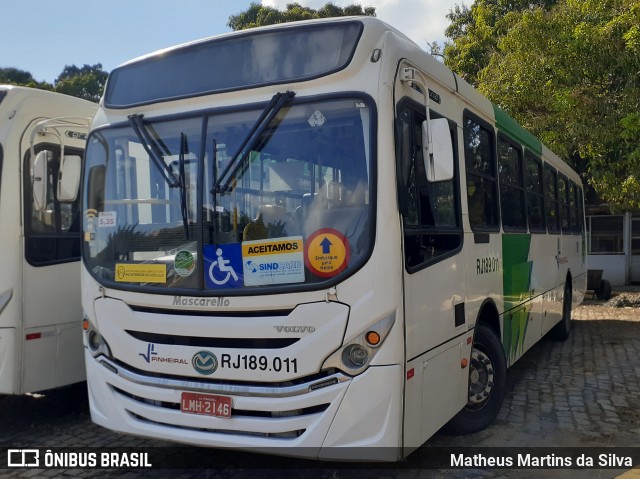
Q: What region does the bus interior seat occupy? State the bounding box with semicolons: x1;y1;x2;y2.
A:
243;204;286;241
295;193;315;217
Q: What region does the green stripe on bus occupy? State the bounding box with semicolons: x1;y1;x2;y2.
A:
502;234;533;364
492;104;543;156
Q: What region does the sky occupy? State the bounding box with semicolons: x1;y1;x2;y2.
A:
1;0;463;84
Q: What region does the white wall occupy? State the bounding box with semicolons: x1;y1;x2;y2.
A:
587;255;626;287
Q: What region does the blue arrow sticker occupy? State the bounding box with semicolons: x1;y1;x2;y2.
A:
320;237;333;254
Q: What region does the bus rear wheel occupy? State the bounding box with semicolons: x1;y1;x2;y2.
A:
595;279;612;301
549;280;572;341
443;323;506;435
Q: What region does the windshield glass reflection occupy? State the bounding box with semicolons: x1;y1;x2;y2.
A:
83;97;374;293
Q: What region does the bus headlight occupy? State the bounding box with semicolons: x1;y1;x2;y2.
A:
343;344;369;368
322;313;395;375
83;319;112;359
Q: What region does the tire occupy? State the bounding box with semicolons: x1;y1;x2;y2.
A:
443;323;507;435
549;280;572;341
596;279;612;301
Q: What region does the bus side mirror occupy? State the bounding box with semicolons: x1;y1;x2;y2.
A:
33;150;51;212
422;118;454;182
58;154;82;202
87;164;106;212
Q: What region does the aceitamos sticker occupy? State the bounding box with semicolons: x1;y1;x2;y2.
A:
242;236;305;286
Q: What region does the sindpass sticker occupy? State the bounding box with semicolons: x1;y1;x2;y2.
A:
242;236;305;286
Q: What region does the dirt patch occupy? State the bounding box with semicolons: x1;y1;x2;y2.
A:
575;289;640;322
605;292;640;308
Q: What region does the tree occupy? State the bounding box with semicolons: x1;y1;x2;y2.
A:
0;67;53;90
445;0;640;211
0;67;36;85
0;64;109;102
228;2;376;31
54;64;108;103
444;0;560;86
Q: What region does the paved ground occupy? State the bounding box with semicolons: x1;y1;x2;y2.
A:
426;290;640;479
0;291;639;478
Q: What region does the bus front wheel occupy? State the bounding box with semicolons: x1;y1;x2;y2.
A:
443;323;506;435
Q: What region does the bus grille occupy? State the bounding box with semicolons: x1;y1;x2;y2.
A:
99;358;347;442
114;386;329;418
125;330;298;349
128;411;306;439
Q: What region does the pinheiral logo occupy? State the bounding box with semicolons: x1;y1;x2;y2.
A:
192;350;218;375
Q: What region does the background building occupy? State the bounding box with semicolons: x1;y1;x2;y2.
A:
586;206;640;286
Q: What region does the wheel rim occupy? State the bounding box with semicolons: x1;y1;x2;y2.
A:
468;347;495;406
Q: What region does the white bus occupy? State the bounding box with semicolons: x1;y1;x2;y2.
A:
0;85;96;394
81;17;586;460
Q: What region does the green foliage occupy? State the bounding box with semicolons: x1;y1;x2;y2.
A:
445;0;640;211
54;64;108;103
1;63;108;102
0;67;52;90
444;0;559;85
227;2;375;31
590;112;640;212
0;67;36;85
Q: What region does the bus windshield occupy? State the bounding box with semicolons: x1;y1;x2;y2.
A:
83;96;374;293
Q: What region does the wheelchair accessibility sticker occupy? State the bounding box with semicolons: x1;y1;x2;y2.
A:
204;244;243;289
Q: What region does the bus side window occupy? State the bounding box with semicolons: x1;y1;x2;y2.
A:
24;147;82;266
569;181;578;233
576;185;585;234
526;153;546;233
397;104;461;270
463;114;499;231
559;174;570;233
497;135;526;231
544;164;560;233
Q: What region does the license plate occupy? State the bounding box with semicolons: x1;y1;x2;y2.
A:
180;392;232;418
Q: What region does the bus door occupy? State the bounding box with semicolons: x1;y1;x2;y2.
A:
394;74;468;446
20;122;85;392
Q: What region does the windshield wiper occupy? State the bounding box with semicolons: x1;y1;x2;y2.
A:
179;133;190;240
128;114;180;187
129;114;191;239
213;91;295;195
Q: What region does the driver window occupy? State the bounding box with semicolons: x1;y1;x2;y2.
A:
24;146;82;266
397;104;461;271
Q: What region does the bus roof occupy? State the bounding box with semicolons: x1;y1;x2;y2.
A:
105;18;402;108
0;84;96;110
113;16;416;71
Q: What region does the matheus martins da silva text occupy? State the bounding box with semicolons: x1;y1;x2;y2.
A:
451;453;633;468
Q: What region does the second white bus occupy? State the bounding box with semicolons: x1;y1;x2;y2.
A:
0;85;96;394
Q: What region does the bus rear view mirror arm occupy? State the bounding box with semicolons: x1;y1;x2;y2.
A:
400;67;453;182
